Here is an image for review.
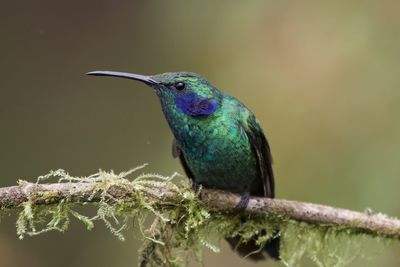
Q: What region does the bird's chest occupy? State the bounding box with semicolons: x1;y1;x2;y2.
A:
177;118;241;159
175;119;258;192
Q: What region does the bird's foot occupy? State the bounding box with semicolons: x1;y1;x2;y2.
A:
235;191;250;211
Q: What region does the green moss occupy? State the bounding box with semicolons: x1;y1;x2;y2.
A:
30;191;60;204
9;166;393;267
16;199;74;239
280;221;391;267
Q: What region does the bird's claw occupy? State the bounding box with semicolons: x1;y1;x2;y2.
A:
235;191;250;211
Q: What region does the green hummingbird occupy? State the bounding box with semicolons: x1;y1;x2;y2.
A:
87;70;279;261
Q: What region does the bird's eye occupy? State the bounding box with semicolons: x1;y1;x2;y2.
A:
174;82;185;91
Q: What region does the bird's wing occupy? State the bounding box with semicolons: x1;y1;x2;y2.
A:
172;138;195;179
242;115;275;198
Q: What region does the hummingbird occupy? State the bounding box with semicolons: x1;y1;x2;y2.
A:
87;70;280;261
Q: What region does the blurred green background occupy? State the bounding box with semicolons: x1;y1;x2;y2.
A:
1;1;400;266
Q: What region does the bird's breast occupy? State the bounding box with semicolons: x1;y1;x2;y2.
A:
176;117;259;193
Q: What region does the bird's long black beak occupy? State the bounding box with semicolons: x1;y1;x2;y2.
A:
86;71;159;85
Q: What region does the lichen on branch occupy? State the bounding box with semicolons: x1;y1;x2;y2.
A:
0;166;398;267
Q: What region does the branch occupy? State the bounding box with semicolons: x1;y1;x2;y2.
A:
0;179;399;240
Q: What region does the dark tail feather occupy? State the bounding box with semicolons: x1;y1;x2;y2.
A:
226;234;280;261
226;237;266;261
264;234;280;260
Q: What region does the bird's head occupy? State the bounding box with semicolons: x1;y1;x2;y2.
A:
87;71;222;118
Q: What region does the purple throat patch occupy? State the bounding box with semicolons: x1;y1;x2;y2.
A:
176;94;218;117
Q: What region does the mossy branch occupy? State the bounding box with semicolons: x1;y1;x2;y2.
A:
0;168;398;266
0;176;399;239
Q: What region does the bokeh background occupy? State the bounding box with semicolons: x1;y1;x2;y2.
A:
1;1;400;266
